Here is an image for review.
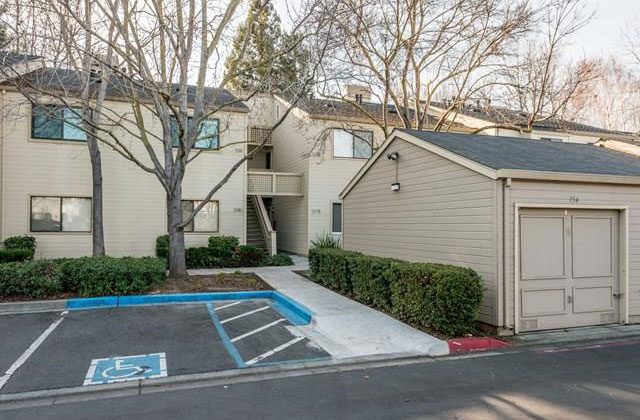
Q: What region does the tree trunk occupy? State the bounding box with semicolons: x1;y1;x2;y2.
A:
167;188;187;277
85;109;105;257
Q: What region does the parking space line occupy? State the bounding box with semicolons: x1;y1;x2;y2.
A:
214;301;241;311
0;311;66;391
230;319;286;343
245;336;306;366
205;303;246;368
220;306;270;324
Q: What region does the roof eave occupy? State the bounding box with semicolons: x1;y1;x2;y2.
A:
496;169;640;185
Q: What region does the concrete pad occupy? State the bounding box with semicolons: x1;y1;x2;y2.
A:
510;324;640;347
1;305;236;393
190;256;449;358
0;312;61;373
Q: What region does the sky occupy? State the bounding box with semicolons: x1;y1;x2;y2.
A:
569;0;640;64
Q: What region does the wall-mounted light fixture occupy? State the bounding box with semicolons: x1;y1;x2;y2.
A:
390;182;400;192
388;151;400;191
386;152;399;160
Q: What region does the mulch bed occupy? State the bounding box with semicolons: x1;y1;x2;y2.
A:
0;273;272;303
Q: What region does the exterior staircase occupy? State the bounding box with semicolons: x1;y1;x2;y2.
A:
246;196;267;250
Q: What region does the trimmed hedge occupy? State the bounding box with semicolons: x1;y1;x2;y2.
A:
0;248;34;263
208;236;239;258
155;235;169;259
0;257;166;299
308;248;484;336
263;253;294;266
3;235;36;252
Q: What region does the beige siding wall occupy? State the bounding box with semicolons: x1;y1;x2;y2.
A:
343;138;499;323
0;91;248;258
504;180;640;328
271;104;310;254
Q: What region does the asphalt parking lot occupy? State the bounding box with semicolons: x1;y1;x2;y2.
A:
0;300;329;394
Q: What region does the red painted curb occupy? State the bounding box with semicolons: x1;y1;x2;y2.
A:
447;337;510;354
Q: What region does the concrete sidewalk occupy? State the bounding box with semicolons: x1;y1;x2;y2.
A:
190;256;449;357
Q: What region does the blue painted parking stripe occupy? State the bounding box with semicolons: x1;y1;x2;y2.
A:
205;302;246;368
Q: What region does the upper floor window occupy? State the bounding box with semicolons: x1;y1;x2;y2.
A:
181;200;219;232
30;196;92;232
171;117;219;150
32;105;87;141
333;129;373;159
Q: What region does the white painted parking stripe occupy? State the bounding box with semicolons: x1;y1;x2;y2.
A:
230;319;286;343
245;336;306;366
214;301;241;311
0;312;66;391
220;306;270;324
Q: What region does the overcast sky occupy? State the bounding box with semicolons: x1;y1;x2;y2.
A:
273;0;640;64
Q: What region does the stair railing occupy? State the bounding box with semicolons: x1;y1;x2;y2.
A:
251;195;277;256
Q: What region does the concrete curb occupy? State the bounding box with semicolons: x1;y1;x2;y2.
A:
0;291;313;325
0;299;66;315
0;353;435;411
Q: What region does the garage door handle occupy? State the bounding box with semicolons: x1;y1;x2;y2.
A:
613;293;622;299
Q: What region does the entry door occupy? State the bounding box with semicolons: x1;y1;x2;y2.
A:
519;209;619;332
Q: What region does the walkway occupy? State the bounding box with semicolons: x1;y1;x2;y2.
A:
190;256;448;358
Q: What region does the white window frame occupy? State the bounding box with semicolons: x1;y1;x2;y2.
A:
331;201;343;234
332;129;374;159
29;195;92;233
181;199;220;233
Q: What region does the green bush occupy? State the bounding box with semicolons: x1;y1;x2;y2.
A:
308;247;484;336
310;232;341;249
236;245;265;267
186;247;221;269
155;235;169;259
3;235;36;252
59;257;166;297
0;248;34;263
263;253;294;266
208;235;240;258
0;260;62;299
308;247;360;293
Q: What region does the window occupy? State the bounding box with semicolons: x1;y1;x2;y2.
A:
30;196;92;232
32;105;87;141
333;129;373;159
332;202;342;234
171;117;219;149
181;200;219;232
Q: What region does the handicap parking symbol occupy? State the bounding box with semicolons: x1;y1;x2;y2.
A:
83;353;167;386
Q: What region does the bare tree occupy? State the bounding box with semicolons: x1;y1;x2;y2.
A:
316;0;534;135
468;0;598;134
3;0;330;276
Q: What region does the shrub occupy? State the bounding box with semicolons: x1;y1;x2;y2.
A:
0;248;34;263
310;232;341;249
308;247;360;293
155;235;169;259
3;235;36;252
208;235;240;258
186;247;220;269
59;257;166;297
236;245;265;267
0;260;62;299
308;247;484;336
263;253;294;266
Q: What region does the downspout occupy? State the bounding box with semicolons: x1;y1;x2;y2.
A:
502;177;512;331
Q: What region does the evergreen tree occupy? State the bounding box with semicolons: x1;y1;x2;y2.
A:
225;0;311;94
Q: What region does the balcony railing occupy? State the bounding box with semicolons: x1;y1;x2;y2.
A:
247;127;273;146
247;171;303;196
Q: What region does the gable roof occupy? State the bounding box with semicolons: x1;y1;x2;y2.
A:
341;130;640;198
0;51;41;67
402;130;640;176
431;102;634;138
1;67;249;112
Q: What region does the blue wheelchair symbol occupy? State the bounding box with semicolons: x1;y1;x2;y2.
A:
84;353;167;386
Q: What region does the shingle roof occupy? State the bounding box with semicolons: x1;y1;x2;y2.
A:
401;129;640;177
286;96;471;131
0;51;41;67
432;102;632;137
2;67;249;112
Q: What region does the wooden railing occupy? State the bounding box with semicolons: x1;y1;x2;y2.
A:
247;127;273;146
247;171;303;196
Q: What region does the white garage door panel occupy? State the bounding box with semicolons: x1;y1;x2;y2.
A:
572;217;613;278
521;288;566;317
573;286;613;313
519;209;619;332
521;216;565;280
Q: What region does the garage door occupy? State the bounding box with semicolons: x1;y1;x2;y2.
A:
519;208;620;332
